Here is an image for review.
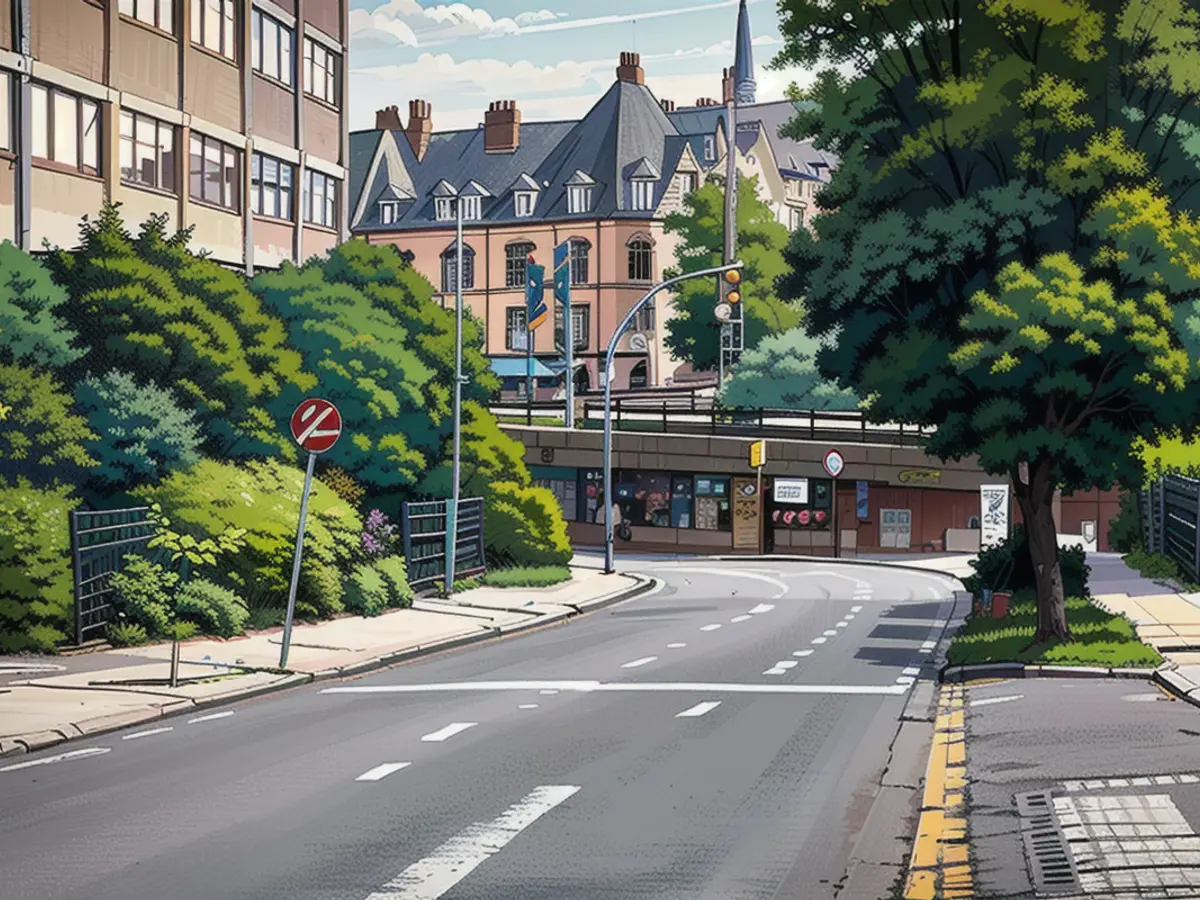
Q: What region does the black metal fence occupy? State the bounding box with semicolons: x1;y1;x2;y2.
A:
70;506;156;645
400;498;487;591
1141;474;1199;582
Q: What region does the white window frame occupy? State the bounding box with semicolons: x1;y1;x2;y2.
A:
251;9;294;87
120;110;176;192
631;179;655;211
31;84;100;176
379;200;399;225
461;195;482;220
189;131;241;210
514;191;536;217
704;136;715;161
303;38;340;106
506;307;529;351
434;197;453;221
304;169;339;228
678;172;696;195
250;152;294;220
120;0;173;33
0;72;10;152
191;0;236;61
567;185;592;214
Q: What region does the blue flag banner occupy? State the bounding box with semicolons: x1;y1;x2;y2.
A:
526;263;548;331
856;480;869;519
552;243;570;307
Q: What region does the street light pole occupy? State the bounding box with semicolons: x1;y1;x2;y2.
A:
720;98;739;384
603;260;744;574
446;191;464;599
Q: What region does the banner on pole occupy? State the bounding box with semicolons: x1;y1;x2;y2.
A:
526;263;548;331
979;483;1010;549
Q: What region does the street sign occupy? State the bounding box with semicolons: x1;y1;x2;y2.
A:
749;439;767;469
714;302;733;322
823;448;845;479
290;398;342;454
774;478;809;504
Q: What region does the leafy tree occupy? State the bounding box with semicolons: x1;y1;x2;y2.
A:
0;362;96;484
0;241;81;369
0;479;76;652
46;205;311;457
75;370;204;490
663;173;801;371
773;0;1200;640
721;328;860;410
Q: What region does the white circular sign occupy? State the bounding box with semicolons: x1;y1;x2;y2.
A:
823;448;845;479
714;302;733;322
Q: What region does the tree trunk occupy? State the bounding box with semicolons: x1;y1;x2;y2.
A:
1012;461;1071;643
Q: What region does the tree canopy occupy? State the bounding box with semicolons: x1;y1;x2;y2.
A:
663;173;800;371
0;242;81;370
773;0;1200;637
721;327;860;410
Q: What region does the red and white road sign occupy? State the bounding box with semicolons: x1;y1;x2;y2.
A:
290;399;342;454
822;448;845;479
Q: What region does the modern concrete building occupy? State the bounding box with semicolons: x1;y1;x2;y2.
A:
5;0;350;270
347;0;833;394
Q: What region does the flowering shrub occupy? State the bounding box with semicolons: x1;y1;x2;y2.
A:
362;509;397;560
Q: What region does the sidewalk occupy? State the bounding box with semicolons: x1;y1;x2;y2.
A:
0;566;649;757
1095;590;1200;701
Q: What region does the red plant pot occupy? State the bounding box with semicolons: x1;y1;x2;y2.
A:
992;592;1010;618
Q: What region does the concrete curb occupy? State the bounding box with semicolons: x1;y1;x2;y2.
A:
708;554;969;585
1152;664;1200;708
0;574;660;759
940;662;1158;684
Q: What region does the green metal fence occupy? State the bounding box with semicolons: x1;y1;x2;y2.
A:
70;506;156;645
400;498;486;591
1141;475;1199;582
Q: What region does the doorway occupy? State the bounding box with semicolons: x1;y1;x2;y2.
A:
629;359;648;389
880;509;913;549
574;364;590;395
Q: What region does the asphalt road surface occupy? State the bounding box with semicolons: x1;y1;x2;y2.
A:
0;559;961;900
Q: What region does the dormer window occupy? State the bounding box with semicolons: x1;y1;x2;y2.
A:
435;197;454;221
568;185;592;214
461;195;482;220
704;136;715;162
379;200;400;225
678;172;697;195
631;179;655;212
514;191;536;217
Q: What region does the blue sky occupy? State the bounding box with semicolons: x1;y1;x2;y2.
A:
347;0;818;132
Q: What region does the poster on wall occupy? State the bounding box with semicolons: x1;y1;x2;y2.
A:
979;484;1010;549
855;481;869;519
732;477;759;549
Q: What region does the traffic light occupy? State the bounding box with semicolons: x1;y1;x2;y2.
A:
723;267;742;305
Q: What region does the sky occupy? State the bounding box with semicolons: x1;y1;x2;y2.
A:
347;0;820;133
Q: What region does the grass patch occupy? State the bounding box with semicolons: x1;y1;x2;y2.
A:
947;590;1163;669
1122;550;1199;590
496;415;566;427
480;565;572;589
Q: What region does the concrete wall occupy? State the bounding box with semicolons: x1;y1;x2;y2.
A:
31;167;104;249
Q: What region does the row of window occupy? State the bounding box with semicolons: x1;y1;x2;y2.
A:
117;0;341;108
504;306;590;352
447;240;651;291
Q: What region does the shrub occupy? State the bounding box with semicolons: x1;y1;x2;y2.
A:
1108;490;1143;554
109;556;177;637
482;565;572;588
362;509;398;560
344;564;390;617
1123;550;1185;584
0;240;82;369
176;578;248;638
375;555;413;608
963;525;1090;598
320;465;366;509
483;482;573;569
106;620;149;647
136;458;362;620
246;607;284;631
0;479;76;652
0;361;97;485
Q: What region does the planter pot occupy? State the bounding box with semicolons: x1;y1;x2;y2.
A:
992;592;1010;618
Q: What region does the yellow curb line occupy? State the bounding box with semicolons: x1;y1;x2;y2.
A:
903;684;974;900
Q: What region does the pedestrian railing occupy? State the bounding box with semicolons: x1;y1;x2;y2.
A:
400;498;487;591
70;506;157;645
1141;474;1200;582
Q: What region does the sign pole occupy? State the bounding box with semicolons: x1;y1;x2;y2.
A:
756;463;764;554
280;450;317;670
832;475;840;559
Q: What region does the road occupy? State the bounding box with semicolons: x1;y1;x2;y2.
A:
0;559;962;900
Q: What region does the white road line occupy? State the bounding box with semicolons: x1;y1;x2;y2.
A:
730;615;751;623
364;785;580;900
518;704;538;709
775;661;798;669
902;667;921;676
667;642;687;649
188;711;235;725
0;747;110;772
851;605;863;613
748;603;775;614
835;621;849;628
763;667;787;676
324;681;908;696
823;629;838;637
122;727;173;741
812;637;827;644
676;701;721;718
666;567;790;598
845;614;855;620
621;656;657;669
896;676;916;685
793;649;814;658
970;694;1024;708
421;722;477;743
357;762;412;782
921;640;937;649
700;624;722;632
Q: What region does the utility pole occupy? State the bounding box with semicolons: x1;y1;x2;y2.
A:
720;97;739;384
446;191;465;599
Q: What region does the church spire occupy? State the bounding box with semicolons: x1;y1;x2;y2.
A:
733;0;756;105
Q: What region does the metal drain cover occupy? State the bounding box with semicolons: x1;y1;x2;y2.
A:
1016;790;1083;895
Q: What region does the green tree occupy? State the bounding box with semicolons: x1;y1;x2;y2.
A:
773;0;1200;640
0;241;81;369
721;328;860;410
75;370;204;490
663;173;801;371
0;479;76;652
46;205;311;457
0;361;96;485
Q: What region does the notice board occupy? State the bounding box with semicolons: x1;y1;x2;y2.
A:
732;477;759;550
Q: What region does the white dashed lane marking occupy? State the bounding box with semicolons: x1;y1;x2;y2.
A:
621;656;657;669
356;762;411;782
823;630;837;637
518;704;538;709
667;642;687;649
188;711;235;725
421;722;477;743
851;605;863;613
0;747;110;772
763;667;787;676
970;694;1023;708
902;667;921;676
539;689;558;695
793;649;813;658
812;637;827;644
748;603;775;615
122;727;173;741
835;621;849;628
676;701;721;718
775;661;798;669
730;615;751;623
700;624;722;632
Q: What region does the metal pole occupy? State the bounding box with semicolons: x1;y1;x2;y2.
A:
720;98;738;382
279;450;318;669
604;260;744;574
16;0;32;250
756;464;763;554
526;322;533;425
564;268;574;429
832;476;840;559
447;194;464;599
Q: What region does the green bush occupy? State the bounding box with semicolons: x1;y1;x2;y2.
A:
0;361;97;485
963;525;1090;597
136;458;362;620
106;620;149;647
0;479;76;652
176;578;248;638
374;555;414;608
344;557;413;617
1108;490;1144;554
482;482;573;569
246;607;284;631
109;556;177;637
482;565;572;588
1123;550;1185;584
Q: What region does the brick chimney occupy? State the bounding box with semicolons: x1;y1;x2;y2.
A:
376;105;403;130
659;98;676;113
722;67;734;104
616;51;644;85
405;99;432;162
696;97;719;107
484;100;521;153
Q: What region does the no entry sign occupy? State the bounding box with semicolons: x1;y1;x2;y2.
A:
290;399;342;454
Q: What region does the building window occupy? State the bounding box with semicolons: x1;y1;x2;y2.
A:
303;38;339;106
250;152;294;219
304;170;338;228
189;132;240;210
30;85;100;176
629;360;649;389
785;178;800;200
694;477;731;531
506;307;529;351
567;185;592;214
379;200;399;224
461;195;482;220
555;304;589;351
251;10;294;86
631;180;655;211
119;0;173;33
636;302;656;332
434;197;453;221
628;239;652;281
192;0;236;61
613;470;671;527
0;73;13;152
678;172;696;195
704;136;715;161
120;111;175;192
568;238;589;285
788;206;803;231
506;242;534;288
441;245;475;292
514;191;536;217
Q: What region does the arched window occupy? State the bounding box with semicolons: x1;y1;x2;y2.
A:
629;359;649;389
574;364;590;394
440;243;475;292
506;241;534;287
628;238;652;282
568;238;590;285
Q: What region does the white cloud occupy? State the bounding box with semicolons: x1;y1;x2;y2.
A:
350;0;529;48
752;34;780;46
516;0;750;35
513;9;566;27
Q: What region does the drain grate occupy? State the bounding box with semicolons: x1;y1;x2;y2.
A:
1016;790;1083;895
